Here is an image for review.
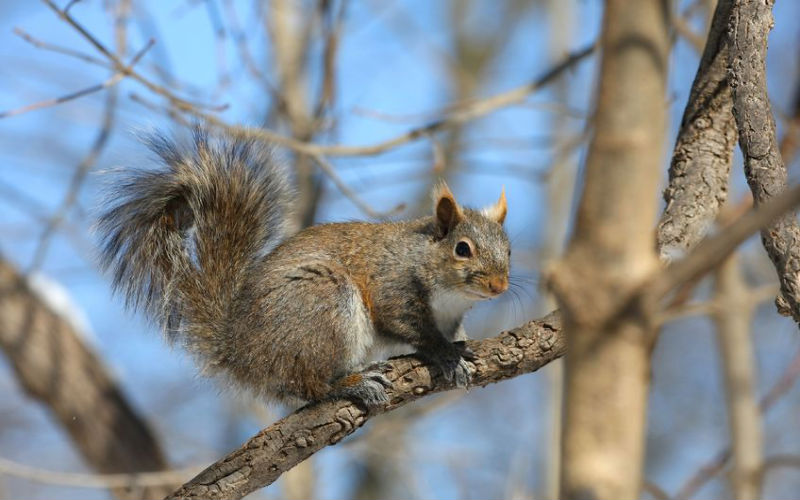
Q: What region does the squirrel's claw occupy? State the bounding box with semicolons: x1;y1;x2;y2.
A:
417;343;475;389
365;371;393;389
332;370;392;409
452;357;474;389
453;341;477;362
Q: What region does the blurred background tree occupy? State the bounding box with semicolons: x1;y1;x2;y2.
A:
0;0;799;499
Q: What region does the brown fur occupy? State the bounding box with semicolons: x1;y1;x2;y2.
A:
97;129;510;406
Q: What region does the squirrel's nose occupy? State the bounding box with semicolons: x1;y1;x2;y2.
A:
488;276;508;295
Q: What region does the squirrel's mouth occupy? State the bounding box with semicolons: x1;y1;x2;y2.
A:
463;289;497;300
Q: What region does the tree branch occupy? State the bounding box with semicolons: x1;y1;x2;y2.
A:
657;0;737;260
729;0;800;324
222;43;596;158
0;38;152;119
675;346;800;499
649;183;800;301
166;312;565;500
712;254;762;500
0;257;172;499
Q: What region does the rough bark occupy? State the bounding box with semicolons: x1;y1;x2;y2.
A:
657;0;737;259
729;0;800;324
0;258;172;499
166;312;565;500
780;79;800;165
548;0;669;498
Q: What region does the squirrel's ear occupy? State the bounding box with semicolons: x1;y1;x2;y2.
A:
433;181;464;234
482;187;507;225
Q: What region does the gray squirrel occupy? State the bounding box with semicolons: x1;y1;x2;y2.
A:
97;129;510;407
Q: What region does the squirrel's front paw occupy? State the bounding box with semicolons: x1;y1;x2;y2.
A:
332;370;393;408
450;357;474;388
418;343;475;389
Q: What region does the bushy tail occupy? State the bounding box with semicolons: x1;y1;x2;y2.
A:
97;128;294;350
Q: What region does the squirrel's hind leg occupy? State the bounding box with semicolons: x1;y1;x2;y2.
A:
330;370;392;408
250;260;390;406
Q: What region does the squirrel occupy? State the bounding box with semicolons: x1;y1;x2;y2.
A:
97;128;510;408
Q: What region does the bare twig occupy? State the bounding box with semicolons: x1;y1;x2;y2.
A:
203;0;230;93
659;283;778;323
94;38;595;158
762;454;800;476
0;457;199;490
308;154;405;219
26;2;144;272
0;39;152;119
673;14;706;53
648;183;800;303
166;313;565;500
675;347;800;499
311;0;346;121
220;0;284;108
13;26;110;68
643;480;672;500
42;0;227;113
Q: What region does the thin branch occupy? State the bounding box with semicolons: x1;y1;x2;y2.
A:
673;14;705;53
675;347;800;500
309;153;405;218
643;480;672;500
648;183;800;303
0;38;153;119
166;312;565;500
311;0;346;121
293;42;595;157
98;38;590;219
81;31;594;158
762;454;800;476
13;26;111;68
0;456;199;490
220;0;284;108
25;4;146;273
42;0;227;113
203;0;230;94
658;283;778;323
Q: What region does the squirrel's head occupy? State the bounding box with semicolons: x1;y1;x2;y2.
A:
432;181;510;300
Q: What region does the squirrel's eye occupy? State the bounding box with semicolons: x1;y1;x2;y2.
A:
455;241;472;258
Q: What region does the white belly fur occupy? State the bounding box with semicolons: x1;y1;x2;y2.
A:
429;289;477;340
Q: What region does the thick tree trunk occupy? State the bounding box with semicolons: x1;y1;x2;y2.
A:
550;1;669;498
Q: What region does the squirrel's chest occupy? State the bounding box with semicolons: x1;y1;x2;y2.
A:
429;289;474;336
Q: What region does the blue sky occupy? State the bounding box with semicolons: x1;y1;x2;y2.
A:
1;1;799;499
